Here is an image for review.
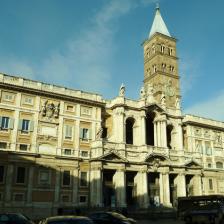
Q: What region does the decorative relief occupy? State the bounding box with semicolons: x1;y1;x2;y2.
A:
194;128;202;137
165;79;175;97
41;100;60;120
214;132;222;147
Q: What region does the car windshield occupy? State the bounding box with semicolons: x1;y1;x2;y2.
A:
0;214;29;224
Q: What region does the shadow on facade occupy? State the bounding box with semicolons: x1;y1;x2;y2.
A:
0;151;195;220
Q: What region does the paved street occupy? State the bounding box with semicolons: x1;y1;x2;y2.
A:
137;219;184;224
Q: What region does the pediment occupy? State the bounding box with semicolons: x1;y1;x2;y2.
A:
185;159;201;168
145;153;170;165
145;103;166;113
97;151;128;162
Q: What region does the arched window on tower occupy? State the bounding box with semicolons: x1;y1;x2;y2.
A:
166;125;173;149
153;65;157;73
162;63;166;72
126;117;135;145
161;44;165;53
145;113;155;146
168;48;173;56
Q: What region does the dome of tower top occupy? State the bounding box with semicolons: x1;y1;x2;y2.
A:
149;5;171;38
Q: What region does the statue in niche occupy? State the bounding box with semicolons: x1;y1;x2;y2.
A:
165;79;175;97
54;102;60;118
175;97;181;110
140;86;145;99
119;83;125;97
160;92;166;108
146;84;154;103
46;102;55;118
41;100;48;116
215;133;222;146
96;127;103;140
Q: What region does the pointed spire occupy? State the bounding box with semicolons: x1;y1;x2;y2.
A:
149;5;171;38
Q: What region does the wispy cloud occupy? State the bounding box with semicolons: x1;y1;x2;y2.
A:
184;91;224;121
179;57;201;95
0;0;157;95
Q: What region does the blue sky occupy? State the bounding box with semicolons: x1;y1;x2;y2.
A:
0;0;223;121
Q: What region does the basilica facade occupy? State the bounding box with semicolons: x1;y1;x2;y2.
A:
0;7;224;219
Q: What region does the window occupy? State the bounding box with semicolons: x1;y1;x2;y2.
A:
61;194;70;202
80;172;88;187
208;163;212;168
16;167;26;184
0;166;4;183
209;179;213;190
18;119;33;132
39;170;50;184
168;48;173;56
13;193;24;201
0;142;7;149
80;128;91;141
216;162;223;169
66;105;74;112
79;195;87;203
4;93;14;101
205;142;212;155
170;66;174;73
64;149;72;155
24;97;33;105
1;117;9;129
161;45;165;53
153;65;157;73
0;192;2;201
19;144;28;151
64;125;73;140
62;170;71;186
81;151;88;157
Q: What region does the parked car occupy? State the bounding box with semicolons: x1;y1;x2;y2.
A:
39;216;93;224
88;211;137;224
0;213;34;224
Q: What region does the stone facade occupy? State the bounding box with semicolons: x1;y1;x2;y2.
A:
0;7;224;219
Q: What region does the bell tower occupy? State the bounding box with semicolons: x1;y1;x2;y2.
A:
143;6;181;109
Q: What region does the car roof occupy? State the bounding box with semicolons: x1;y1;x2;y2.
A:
46;216;90;221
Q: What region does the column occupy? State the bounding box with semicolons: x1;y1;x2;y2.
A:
141;114;146;145
113;169;126;207
157;122;161;147
113;107;124;143
57;101;64;155
54;168;61;203
90;167;102;207
193;175;202;195
176;173;186;197
159;172;164;205
135;171;148;208
160;172;171;207
27;166;34;204
5;164;13;204
31;96;40;153
177;120;183;150
72;168;79;206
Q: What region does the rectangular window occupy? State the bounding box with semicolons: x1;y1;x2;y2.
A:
80;128;91;141
4;93;14;101
79;195;87;203
0;192;2;201
62;170;71;186
80;172;88;187
209;179;213;190
64;149;72;155
16;167;26;184
19;144;28;151
22;120;30;132
0;142;7;149
81;151;88;157
66;105;74;112
24;97;33;105
61;194;70;202
64;125;73;140
1;117;9;129
0;166;4;183
14;193;24;201
39;170;50;184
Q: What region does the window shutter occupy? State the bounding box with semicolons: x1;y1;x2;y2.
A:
9;118;14;129
29;121;34;132
0;116;2;127
79;128;83;139
88;129;92;140
18;119;23;130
